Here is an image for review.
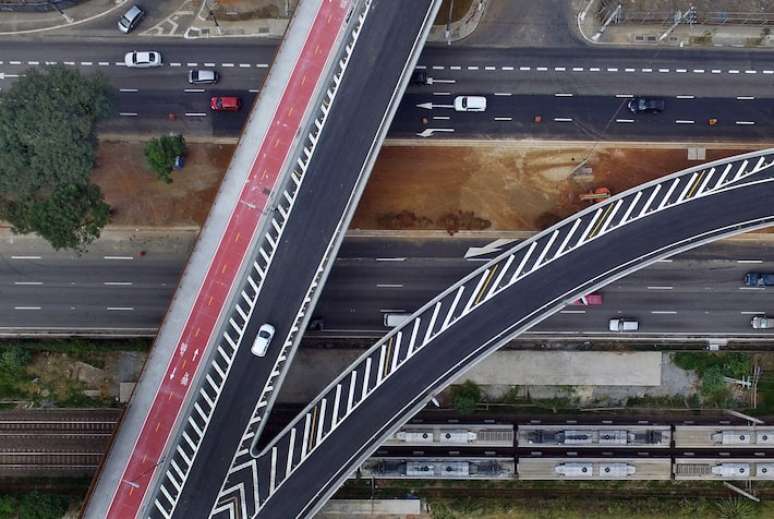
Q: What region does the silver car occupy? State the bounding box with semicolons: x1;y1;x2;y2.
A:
118;5;145;33
124;51;162;68
751;315;773;329
251;323;276;357
188;69;219;85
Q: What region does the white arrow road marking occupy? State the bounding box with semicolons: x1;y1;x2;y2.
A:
464;239;519;259
427;78;456;84
416;102;454;110
416;128;455;138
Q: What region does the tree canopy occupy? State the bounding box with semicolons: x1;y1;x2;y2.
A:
145;134;186;183
0;65;114;250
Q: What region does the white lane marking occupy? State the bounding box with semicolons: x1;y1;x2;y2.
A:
222;63;235;67
657;259;673;263
615;94;633;98
64;61;75;65
728;70;740;74
651;310;677;314
501;66;513;71
376;284;403;288
186;62;198;67
119;112;138;117
494;117;512;121
764;70;774;74
432;116;450;120
589;67;600;71
745;70;757;74
119;88;139;93
375;257;406;262
184;88;205;93
572;67;584;71
675;120;695;124
607;67;618;72
14;306;41;310
432;92;450;96
736;121;756;125
693;69;704;73
239;63;251;68
536;66;548;71
494;92;512;96
185;112;207;117
104;282;133;286
554;93;573;97
450;65;461;70
560;310;586;314
737;259;763;263
737;96;755;100
554;66;566;71
485;66;496;70
249;89;259;93
658;68;669;73
415;65;426;69
467;66;478;70
98;61;109;66
647;286;673;290
741;311;765;314
554;117;573;122
519;66;530;71
11;256;41;260
14;281;43;286
256;63;269;68
711;69;721;73
641;68;652;72
104;256;134;260
170;62;182;67
204;62;216;67
107;307;135;311
9;60;21;65
616;119;634;123
676;68;687;72
433;65;445;70
27;60;39;65
81;61;93;66
624;67;635;72
676;95;695;99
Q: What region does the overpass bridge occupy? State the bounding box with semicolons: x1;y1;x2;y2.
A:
242;150;774;518
85;0;441;518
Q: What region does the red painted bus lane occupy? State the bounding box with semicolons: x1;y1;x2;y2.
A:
106;1;351;517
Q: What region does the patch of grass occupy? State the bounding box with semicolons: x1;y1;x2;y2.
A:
673;352;751;378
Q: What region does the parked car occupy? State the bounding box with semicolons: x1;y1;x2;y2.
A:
608;317;639;332
210;96;241;112
571;293;603;305
410;69;428;85
251;323;275;357
124;51;162;68
744;272;774;287
118;5;145;33
627;97;665;114
454;95;487;112
188;69;219;85
751;315;774;329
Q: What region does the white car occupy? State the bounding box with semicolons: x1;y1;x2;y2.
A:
124;51;162;68
251;323;275;357
454;95;486;112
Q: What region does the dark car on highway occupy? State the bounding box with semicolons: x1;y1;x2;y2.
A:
627;97;665;114
744;272;774;287
410;69;428;85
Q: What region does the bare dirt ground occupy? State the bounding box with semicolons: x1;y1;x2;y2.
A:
351;144;746;232
93;140;232;227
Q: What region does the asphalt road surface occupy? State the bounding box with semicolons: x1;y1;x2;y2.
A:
2;236;773;337
3;40;774;138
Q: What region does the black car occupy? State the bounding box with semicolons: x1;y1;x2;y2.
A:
627;97;665;114
410;69;428;85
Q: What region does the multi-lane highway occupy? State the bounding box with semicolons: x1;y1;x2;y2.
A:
2;236;774;337
4;42;774;138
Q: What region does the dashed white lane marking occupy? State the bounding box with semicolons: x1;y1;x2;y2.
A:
737;259;763;263
572;67;584;71
693;69;704;73
657;259;673;263
554;93;573;97
536;66;548;71
415;65;426;70
485;66;496;70
745;70;757;74
64;61;75;65
651;310;677;314
104;256;133;261
676;95;695;99
204;62;216;67
256;63;269;68
554;117;573;122
433;116;450;120
14;281;43;286
467;66;478;70
647;286;673;290
184;88;205;93
737;96;755;100
607;67;618;72
119;112;138;117
641;68;652;72
107;307;134;311
432;92;450;96
728;69;740;74
432;65;444;70
494;92;512;96
615;94;633;98
119;88;138;93
104;282;133;286
170;62;182;67
554;66;566;71
764;70;774;74
222;63;235;68
9;60;20;65
739;287;764;291
616;119;634;123
375;258;406;262
27;61;39;65
11;256;41;260
376;283;404;288
494;117;512;121
675;120;695;124
185;112;207;117
115;62;126;66
589;67;600;71
658;68;669;72
741;311;765;314
248;88;259;93
98;61;109;66
501;66;513;71
450;65;461;70
676;68;687;72
625;68;635;72
736;121;756;125
239;63;251;68
81;61;93;66
187;62;197;67
519;66;530;71
560;310;586;314
711;69;721;73
15;306;41;310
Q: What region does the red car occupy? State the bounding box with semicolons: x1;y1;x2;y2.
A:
210;96;241;112
570;293;603;305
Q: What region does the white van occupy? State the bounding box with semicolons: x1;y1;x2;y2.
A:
384;313;411;328
608;317;639;332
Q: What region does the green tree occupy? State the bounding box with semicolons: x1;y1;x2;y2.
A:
449;380;481;415
17;492;69;519
0;65;114;251
145;134;186;183
0;495;16;519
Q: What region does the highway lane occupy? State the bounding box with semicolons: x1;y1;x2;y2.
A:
5;42;774;138
1;237;773;336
